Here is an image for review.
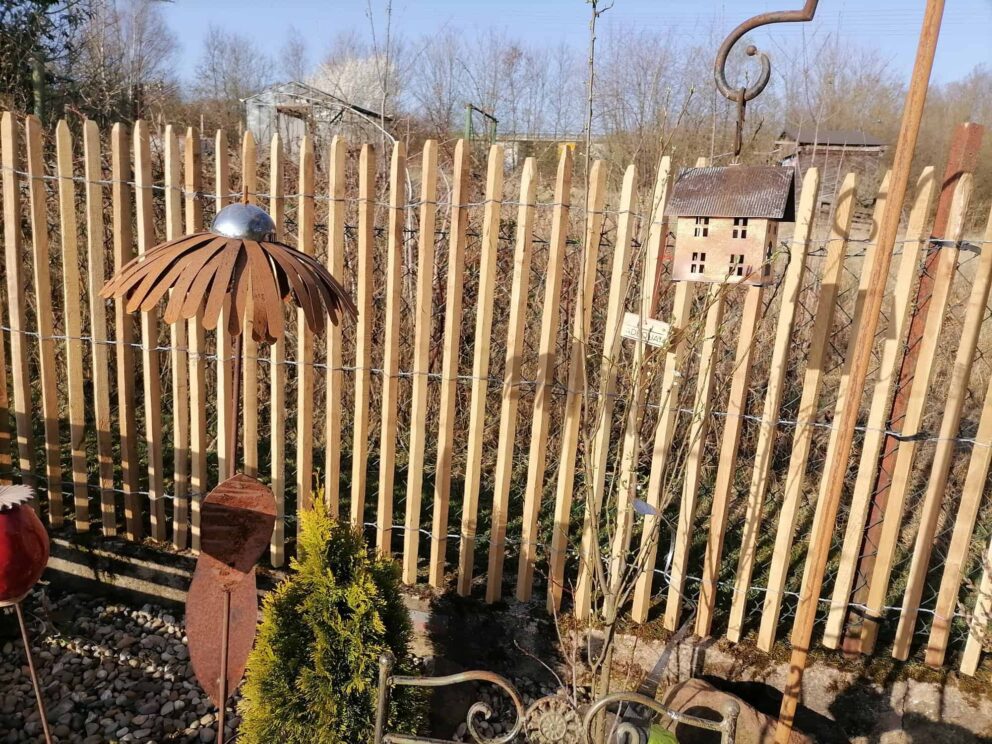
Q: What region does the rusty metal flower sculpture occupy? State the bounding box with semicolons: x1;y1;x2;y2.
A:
102;200;356;740
101;202;356;343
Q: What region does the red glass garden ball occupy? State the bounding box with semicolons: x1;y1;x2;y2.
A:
0;486;49;604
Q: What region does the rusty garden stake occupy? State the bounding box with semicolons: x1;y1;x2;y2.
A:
14;602;52;744
103;192;356;742
844;121;984;654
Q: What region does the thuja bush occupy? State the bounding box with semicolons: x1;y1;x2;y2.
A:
238;499;425;743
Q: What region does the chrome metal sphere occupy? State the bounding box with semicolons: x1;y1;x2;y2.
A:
211;203;276;241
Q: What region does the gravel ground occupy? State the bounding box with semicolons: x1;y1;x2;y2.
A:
0;591;596;744
0;591;239;743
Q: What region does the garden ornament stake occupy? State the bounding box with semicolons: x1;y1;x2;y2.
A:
0;485;52;744
102;196;356;741
713;0;819;159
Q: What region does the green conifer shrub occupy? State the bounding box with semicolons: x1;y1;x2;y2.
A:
238;499;424;743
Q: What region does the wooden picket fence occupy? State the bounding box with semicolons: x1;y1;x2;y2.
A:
2;112;992;676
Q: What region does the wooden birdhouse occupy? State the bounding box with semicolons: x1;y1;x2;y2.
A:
666;165;796;285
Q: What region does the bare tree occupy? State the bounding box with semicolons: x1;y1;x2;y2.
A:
582;0;613;188
192;24;274;132
71;0;179;122
775;33;903;144
279;26;311;82
547;41;582;137
312;27;402;117
365;0;395;150
0;0;90;119
460;29;510;126
408;28;464;137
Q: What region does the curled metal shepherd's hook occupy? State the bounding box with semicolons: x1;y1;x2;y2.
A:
714;0;819;103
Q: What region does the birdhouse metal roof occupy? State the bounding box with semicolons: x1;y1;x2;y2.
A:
665;165;796;221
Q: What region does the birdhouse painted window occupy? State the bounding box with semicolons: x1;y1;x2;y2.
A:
665;165;796;286
729;253;746;277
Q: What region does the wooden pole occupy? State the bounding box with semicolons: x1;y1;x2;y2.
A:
166;126;190;548
430;140;469;587
269;134;286;566
350;145;376;528
324;136;347;518
84;121;116;536
111;124;142;541
295;136;316;523
187;127;207;554
1;114;34;488
458;144;503;592
215;131;233;483
0;251;7;483
401;141;439;584
377;141;407;556
775;1;945;738
55;121;88;531
25;115;62;523
240;132;258;479
135;121;166;541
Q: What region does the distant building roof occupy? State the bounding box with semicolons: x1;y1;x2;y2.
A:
665;166;796;221
778;127;885;148
242;80;391;123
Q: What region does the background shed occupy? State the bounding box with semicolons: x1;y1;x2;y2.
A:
244;81;393;156
774;127;887;212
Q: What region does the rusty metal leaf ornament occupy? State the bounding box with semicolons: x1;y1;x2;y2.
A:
187;565;259;708
197;474;277;589
100;203;356;344
186;474;276;709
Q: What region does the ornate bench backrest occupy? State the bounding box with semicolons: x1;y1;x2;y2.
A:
373;653;739;744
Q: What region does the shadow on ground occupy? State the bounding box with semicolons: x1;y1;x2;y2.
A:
423;592;563;739
830;679;992;744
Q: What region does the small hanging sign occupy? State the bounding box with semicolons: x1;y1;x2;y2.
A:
621;312;671;348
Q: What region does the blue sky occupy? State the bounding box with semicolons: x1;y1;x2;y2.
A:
162;0;991;85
